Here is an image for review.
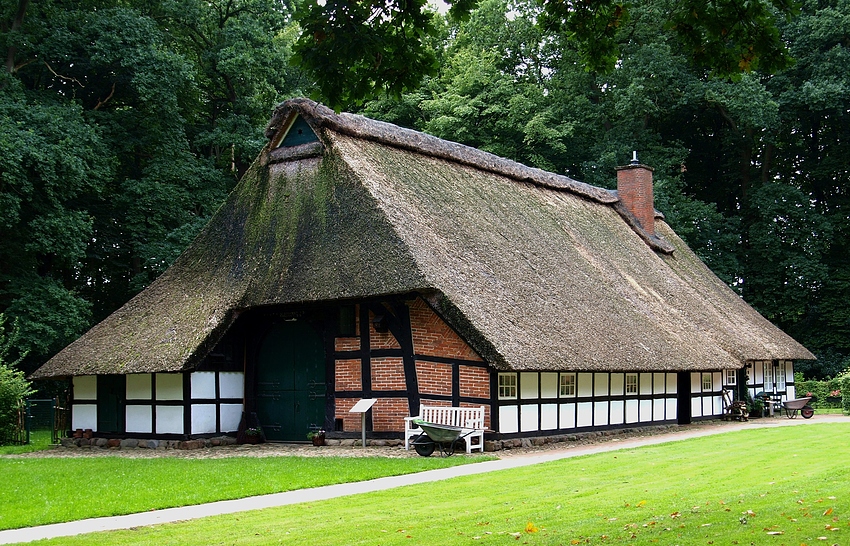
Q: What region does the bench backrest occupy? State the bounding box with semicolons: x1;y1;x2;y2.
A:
420;405;483;428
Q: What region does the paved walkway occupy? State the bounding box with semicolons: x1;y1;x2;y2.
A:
1;415;846;545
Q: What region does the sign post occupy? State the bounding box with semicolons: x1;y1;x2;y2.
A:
348;398;377;448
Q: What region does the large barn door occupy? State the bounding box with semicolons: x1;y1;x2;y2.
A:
676;372;692;425
256;321;326;441
97;374;125;433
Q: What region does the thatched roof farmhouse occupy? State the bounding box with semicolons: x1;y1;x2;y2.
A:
31;98;813;443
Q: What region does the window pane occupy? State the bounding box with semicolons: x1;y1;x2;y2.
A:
559;373;576;397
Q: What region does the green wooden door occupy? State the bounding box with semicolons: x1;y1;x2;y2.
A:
97;375;126;433
256;321;326;441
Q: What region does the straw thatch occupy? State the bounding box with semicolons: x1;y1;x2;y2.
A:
30;98;813;379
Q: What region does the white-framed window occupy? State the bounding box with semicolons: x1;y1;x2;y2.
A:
498;373;517;400
625;373;638;395
559;373;576;397
764;363;774;392
702;373;712;392
725;369;737;386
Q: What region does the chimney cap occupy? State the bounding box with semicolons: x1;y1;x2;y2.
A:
630;150;639;165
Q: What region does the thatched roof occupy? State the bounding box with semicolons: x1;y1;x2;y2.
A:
30;98;813;379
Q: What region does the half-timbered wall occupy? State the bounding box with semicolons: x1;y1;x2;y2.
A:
70;371;244;436
333;297;491;434
746;360;796;401
494;371;680;434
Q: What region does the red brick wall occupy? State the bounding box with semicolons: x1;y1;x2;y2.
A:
459;365;490;399
372;397;408;432
335;359;361;391
416;360;452;396
369;310;402;349
371;357;406;390
335;397;359;431
335;337;360;352
409;299;483;361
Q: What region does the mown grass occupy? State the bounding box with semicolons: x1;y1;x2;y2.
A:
0;430;56;456
24;422;850;545
0;453;487;531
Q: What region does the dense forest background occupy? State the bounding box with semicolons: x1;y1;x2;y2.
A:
2;0;848;381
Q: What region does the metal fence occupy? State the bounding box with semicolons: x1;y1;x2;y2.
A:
13;398;69;445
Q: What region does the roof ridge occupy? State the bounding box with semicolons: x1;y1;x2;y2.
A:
266;98;618;205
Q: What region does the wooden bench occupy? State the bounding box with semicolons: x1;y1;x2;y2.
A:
404;405;485;453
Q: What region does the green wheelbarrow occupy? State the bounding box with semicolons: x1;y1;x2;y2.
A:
410;419;475;457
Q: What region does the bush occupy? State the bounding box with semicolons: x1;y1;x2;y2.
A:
795;377;843;408
0;364;33;445
841;374;850;415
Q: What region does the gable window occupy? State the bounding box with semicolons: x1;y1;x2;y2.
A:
498;373;517;400
725;369;737;386
559;373;576;397
702;373;713;392
625;373;638;395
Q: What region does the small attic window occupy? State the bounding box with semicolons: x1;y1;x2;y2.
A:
275;115;319;148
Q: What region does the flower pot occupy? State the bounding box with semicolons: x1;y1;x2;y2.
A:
311;433;325;447
241;435;261;444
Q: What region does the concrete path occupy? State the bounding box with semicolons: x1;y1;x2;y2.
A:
1;415;845;545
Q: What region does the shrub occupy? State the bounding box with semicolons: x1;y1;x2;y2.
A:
841;374;850;415
795;377;843;408
0;364;33;445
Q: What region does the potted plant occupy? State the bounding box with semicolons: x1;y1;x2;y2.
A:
307;429;325;446
243;427;263;444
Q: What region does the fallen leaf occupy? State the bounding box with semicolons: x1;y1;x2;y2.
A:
637;500;647;507
766;531;785;535
670;512;681;519
824;508;833;516
525;521;539;533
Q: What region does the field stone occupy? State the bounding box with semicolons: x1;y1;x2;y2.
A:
120;439;139;449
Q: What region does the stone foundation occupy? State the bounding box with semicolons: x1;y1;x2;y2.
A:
59;436;239;450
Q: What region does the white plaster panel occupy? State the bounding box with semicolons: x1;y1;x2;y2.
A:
577;373;593;397
126;374;152;400
220;404;243;433
691;372;701;394
520;404;538;432
753;362;764;385
787;385;796;400
713;395;724;415
609;400;624;425
540;373;558;399
653;373;666;394
625;399;639;423
73;376;97;401
576;402;593;427
691;397;702;417
785;362;795;384
191;404;217;434
156;406;184;434
666;398;677;419
639;399;652;422
593;373;609;397
219;372;245;400
499;406;518;434
540;404;558;430
667;373;677;394
594;401;609;426
713;372;722;390
71;404;97;430
653;398;666;421
702;396;713;416
191;372;216;399
610;373;624;396
640;373;652;395
520;372;538;400
559;403;576;429
125;405;152;433
156;373;183;401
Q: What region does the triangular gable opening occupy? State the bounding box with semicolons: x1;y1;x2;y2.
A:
274;114;319;148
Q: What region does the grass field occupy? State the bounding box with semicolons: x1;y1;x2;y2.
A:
0;454;486;531
12;422;850;545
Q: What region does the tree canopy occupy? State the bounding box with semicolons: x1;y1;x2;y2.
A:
2;0;848;380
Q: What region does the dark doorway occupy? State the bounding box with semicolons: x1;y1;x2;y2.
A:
255;321;326;441
97;375;126;433
677;372;692;425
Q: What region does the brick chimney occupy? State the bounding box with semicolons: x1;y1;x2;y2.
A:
616;152;655;236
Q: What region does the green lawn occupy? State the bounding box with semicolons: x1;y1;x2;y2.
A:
21;422;850;545
0;454;486;531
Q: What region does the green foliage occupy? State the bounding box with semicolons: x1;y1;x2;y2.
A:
795;377;843;408
842;374;850;415
0;315;33;445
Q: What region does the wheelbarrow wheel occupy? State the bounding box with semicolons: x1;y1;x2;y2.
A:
801;406;814;419
414;441;435;457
